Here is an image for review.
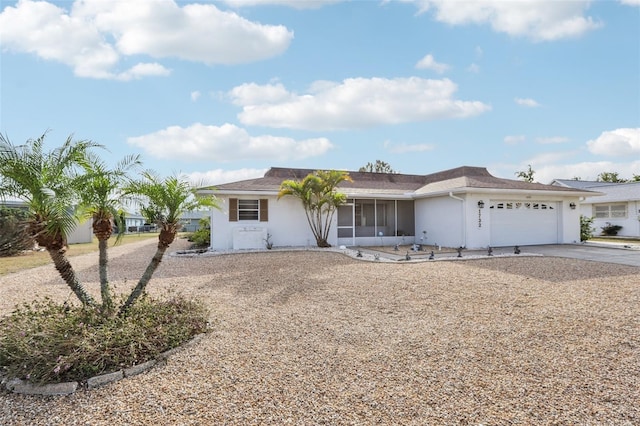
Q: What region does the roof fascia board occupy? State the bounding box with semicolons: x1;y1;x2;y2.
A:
412;187;602;199
343;192;415;200
211;190;280;196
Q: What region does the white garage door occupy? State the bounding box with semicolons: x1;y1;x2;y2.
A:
490;201;558;246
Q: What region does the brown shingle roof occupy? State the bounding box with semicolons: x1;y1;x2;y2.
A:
211;166;598;196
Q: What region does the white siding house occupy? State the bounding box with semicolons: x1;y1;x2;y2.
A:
200;166;599;250
552;180;640;238
1;199;93;244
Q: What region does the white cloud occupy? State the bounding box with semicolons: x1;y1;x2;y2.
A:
528;151;578;165
228;82;293;105
587;128;640;157
0;0;293;79
127;123;333;162
188;168;267;186
405;0;602;41
415;54;450;74
383;140;435;154
536;136;569;145
515;97;541;108
223;0;342;9
493;129;640;183
191;91;202;102
504;135;526;145
115;62;172;81
467;63;480;73
619;0;640;6
491;157;640;184
534;160;640;183
230;77;491;131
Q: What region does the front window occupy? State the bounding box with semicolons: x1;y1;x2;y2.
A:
238;199;259;220
594;204;627;219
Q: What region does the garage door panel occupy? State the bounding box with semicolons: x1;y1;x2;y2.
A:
490;201;558;246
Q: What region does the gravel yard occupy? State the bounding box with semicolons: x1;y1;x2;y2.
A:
1;238;639;425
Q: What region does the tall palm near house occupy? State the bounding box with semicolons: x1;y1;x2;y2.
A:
278;170;352;248
0;132;100;306
78;154;141;314
119;171;218;314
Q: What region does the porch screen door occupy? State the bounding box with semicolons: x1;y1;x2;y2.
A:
337;203;354;244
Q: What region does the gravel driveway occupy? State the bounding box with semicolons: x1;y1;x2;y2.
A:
1;238;639;425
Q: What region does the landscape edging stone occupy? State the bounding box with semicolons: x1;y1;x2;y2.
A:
2;333;206;396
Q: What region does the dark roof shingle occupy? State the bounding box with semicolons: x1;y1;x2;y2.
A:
211;166;598;195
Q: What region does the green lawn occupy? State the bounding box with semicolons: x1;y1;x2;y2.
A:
0;233;161;276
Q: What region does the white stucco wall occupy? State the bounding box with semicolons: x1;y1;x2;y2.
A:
415;195;465;249
210;192;586;250
559;198;582;243
210;195;336;250
416;193;582;249
580;201;640;238
68;219;93;244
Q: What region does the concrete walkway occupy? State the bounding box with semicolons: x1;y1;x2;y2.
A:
522;243;640;267
356;242;640;267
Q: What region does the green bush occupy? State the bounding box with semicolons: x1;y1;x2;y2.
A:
601;222;623;236
187;216;210;247
0;207;33;257
580;215;595;241
188;228;210;247
0;295;209;384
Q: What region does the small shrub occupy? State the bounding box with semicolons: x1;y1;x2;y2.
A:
187;216;210;247
188;228;210;247
601;222;623;236
580;215;595;241
264;233;273;249
0;295;209;384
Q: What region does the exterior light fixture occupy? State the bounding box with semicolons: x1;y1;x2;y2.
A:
569;202;576;210
477;200;485;209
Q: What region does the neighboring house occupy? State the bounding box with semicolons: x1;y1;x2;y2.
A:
198;166;599;250
122;212;147;233
180;210;209;232
0;198;93;244
552;179;640;238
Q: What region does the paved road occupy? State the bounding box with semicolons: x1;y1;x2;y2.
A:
521;244;640;267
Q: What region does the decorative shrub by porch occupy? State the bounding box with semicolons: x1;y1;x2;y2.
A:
600;222;623;236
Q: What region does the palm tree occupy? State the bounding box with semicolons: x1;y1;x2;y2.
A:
77;154;141;314
359;160;397;174
0;132;100;306
278;170;352;247
119;171;218;314
515;165;535;183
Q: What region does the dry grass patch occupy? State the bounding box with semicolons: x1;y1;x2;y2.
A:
0;233;161;276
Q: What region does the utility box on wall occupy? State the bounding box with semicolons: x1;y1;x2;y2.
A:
232;226;267;250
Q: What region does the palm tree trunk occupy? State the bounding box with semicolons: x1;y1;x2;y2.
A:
98;238;113;314
118;242;168;315
48;249;96;306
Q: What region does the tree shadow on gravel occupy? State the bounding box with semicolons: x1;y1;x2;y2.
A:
468;257;640;283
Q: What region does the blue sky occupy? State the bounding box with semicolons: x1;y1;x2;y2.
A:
1;0;639;186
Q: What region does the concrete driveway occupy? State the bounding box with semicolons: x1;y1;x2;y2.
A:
522;243;640;267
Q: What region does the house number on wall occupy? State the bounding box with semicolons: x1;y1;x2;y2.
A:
478;208;482;228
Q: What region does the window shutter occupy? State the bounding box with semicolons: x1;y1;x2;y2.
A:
229;198;238;222
259;199;268;222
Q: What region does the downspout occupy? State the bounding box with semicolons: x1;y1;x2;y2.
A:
449;192;466;247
